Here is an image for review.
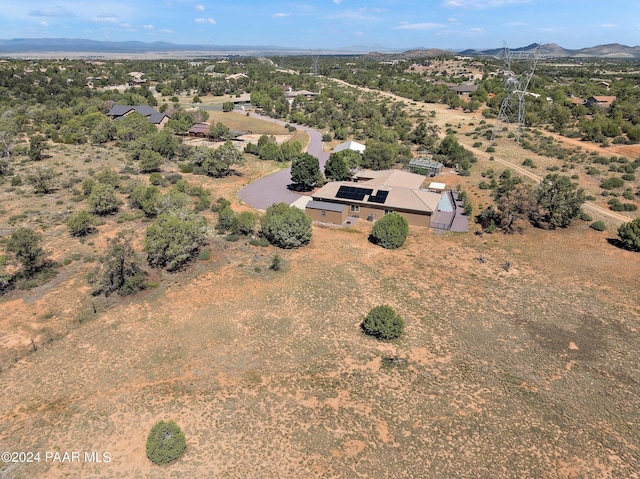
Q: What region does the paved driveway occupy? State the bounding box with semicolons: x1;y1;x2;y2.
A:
237;112;329;211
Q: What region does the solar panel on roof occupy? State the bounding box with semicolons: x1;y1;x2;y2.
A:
336;186;373;201
368;190;389;204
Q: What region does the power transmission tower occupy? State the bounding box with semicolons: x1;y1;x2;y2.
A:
312;56;320;76
492;42;541;143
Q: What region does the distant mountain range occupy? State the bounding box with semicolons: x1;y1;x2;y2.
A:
460;42;640;59
0;38;366;56
0;38;639;59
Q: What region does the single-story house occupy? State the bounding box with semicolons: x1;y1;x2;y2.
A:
188;122;210;137
449;84;479;96
306;170;441;227
585;96;616;108
225;73;248;81
351;169;425;188
284;90;320;103
107;105;171;129
334;140;366;154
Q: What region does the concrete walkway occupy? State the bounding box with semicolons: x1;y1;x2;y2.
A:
237;112;329;211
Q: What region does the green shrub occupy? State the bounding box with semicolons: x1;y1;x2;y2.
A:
617;217;640;251
66;210;97;236
260;203;312;249
95;168;120;188
590;221;606;231
216;206;236;233
361;305;405;340
232;211;257;236
88;184;122;215
522;158;536;168
270;253;282;271
144;211;207;271
146;420;186;465
149;172;166;186
165;173;183;184
600;177;624;189
370;212;409;250
130;185;162;217
579;212;592;222
92;230;147;296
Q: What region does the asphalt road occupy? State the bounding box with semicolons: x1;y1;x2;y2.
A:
237;112;330;211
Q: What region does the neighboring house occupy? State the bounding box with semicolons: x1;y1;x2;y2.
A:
127;78;147;87
284;89;320;104
225;73;248;81
585;96;616;108
188;123;210;137
306;169;442;227
334;140;366;154
107;105;171;129
449;84;479;96
569;96;585;106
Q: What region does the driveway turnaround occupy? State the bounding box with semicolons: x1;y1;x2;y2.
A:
237;112;329;211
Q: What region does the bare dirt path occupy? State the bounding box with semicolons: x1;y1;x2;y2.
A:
326;77;631;225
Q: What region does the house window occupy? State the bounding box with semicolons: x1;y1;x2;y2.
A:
350;205;360;213
321;210;326;217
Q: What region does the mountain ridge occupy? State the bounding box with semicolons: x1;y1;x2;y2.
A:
0;38;639;58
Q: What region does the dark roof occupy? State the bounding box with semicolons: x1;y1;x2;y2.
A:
107;105;160;118
306;201;347;213
450;84;479;93
107;105;135;117
148;113;170;124
188;123;210;134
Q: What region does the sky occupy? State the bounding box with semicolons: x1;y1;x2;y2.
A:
0;0;638;51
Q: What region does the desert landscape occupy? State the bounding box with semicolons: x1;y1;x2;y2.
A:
0;46;639;478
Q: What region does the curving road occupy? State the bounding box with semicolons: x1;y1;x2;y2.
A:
237;112;329;210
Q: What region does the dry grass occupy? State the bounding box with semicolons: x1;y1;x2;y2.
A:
1;99;639;479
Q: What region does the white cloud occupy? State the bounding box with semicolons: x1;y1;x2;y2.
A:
142;24;154;29
469;27;483;31
443;0;531;8
504;21;527;26
194;18;216;25
326;8;381;21
195;4;205;11
159;28;174;33
272;13;290;18
600;23;616;28
333;0;343;3
30;7;73;17
393;22;447;30
39;21;49;27
354;31;363;36
92;16;119;23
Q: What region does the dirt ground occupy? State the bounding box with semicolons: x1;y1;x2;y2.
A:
1;212;639;478
1;93;639;479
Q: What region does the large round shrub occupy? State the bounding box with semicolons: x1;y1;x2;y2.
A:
361;305;405;340
370;212;409;249
144;211;207;270
261;202;312;249
618;217;640;251
146;420;186;465
88;183;122;216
